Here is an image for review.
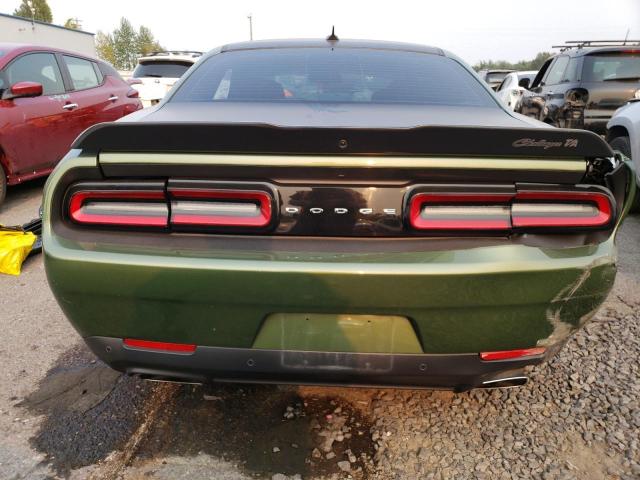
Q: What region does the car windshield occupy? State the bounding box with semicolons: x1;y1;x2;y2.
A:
133;61;192;78
170;47;495;106
583;53;640;82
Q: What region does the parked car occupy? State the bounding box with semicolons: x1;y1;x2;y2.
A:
477;69;514;91
495;70;537;110
131;51;201;108
0;43;142;205
43;38;634;391
517;40;640;133
607;98;640;210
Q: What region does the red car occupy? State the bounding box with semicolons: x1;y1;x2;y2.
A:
0;43;142;204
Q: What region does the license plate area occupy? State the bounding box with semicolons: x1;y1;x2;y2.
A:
252;313;423;354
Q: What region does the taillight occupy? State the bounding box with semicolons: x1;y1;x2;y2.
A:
65;181;277;232
409;193;513;230
565;88;589;105
480;347;546;361
511;191;612;228
169;188;273;228
408;188;614;232
123;338;196;354
68;187;168;227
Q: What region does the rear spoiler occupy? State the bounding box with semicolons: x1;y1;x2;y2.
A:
73;122;614;158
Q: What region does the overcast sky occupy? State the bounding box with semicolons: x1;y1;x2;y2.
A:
4;0;640;64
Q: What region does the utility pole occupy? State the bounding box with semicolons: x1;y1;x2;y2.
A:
247;15;253;41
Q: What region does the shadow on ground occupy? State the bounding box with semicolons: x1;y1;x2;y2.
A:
136;383;375;478
17;344;375;479
19;345;157;476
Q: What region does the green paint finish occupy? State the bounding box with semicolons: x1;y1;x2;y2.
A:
252;313;423;353
41;155;634;355
43;237;617;353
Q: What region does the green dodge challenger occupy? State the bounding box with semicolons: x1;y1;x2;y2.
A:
43;38;635;391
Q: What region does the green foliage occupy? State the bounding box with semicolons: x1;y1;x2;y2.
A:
136;26;163;56
63;17;81;30
13;0;53;23
96;31;116;66
95;18;164;70
474;52;553;72
112;17;138;71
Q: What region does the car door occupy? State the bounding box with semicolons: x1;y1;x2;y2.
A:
0;52;73;177
60;54;118;133
536;56;571;123
519;58;554;119
495;74;512;106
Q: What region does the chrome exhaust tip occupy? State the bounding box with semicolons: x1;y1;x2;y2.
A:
134;373;203;385
480;375;529;389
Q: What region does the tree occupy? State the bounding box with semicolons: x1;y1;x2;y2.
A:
96;18;164;70
13;0;53;23
63;17;81;30
136;26;163;56
474;52;553;72
112;17;138;70
96;31;116;66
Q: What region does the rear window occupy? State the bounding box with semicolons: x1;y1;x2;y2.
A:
517;72;536;82
485;72;510;83
133;61;192;78
170;48;495;107
63;55;101;90
99;62;123;80
582;53;640;82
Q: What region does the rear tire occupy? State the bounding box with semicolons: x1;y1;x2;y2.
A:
609;135;639;213
610;135;632;158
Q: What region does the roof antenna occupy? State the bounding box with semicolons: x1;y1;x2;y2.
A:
327;26;339;42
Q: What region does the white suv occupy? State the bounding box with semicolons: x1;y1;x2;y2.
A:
494;71;537;111
131;51;202;107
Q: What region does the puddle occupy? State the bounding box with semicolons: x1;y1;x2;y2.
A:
136;383;376;479
19;344;158;475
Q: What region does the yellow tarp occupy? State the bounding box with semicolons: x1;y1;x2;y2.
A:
0;228;36;276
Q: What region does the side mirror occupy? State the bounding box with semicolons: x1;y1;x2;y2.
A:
3;81;43;99
518;78;531;89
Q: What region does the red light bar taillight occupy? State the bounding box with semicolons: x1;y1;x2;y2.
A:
480;347;546;361
123;338;196;354
408;189;613;232
69;190;168;227
409;193;513;230
66;182;277;231
511;191;612;228
169;188;273;228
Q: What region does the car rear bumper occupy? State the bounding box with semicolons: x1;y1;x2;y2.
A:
85;335;545;391
44;232;618;355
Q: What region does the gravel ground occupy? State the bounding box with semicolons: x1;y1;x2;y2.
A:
365;308;640;480
0;185;639;479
